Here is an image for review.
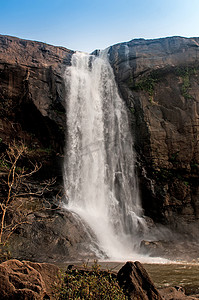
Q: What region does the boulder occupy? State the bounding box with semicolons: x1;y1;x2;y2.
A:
9;208;101;262
159;286;199;300
117;261;163;300
0;259;60;299
140;239;199;262
117;261;199;300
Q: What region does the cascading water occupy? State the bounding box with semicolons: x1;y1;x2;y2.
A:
63;49;148;260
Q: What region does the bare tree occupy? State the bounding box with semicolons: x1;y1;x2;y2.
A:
0;141;57;246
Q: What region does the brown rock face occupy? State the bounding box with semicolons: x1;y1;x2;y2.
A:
109;37;199;232
117;261;163;300
0;34;73;155
0;259;60;299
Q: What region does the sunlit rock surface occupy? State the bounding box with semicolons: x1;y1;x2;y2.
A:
0;259;60;299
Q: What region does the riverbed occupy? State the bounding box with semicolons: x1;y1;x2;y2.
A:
58;261;199;295
100;262;199;295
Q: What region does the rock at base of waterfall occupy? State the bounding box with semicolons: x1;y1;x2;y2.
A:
140;240;199;262
117;261;163;300
8;208;101;263
159;286;199;300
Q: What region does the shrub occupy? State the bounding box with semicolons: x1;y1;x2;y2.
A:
58;262;127;299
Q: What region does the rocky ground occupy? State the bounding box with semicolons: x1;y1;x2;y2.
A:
0;259;198;299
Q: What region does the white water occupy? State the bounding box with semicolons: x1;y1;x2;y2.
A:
63;50;150;261
124;44;130;69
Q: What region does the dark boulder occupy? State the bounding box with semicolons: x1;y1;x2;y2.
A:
117;261;163;300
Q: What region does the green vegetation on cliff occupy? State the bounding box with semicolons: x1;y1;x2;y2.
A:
174;66;198;99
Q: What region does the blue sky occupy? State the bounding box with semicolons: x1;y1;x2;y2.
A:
1;0;199;53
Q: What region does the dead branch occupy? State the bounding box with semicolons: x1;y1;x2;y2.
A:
0;141;59;246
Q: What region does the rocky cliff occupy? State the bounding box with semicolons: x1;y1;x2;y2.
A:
0;34;199;261
108;37;199;234
0;35;97;262
0;34;72;156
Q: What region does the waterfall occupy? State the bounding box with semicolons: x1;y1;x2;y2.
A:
63;50;147;260
124;43;130;69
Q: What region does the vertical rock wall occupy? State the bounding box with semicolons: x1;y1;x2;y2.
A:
0;35;74;178
109;37;199;232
